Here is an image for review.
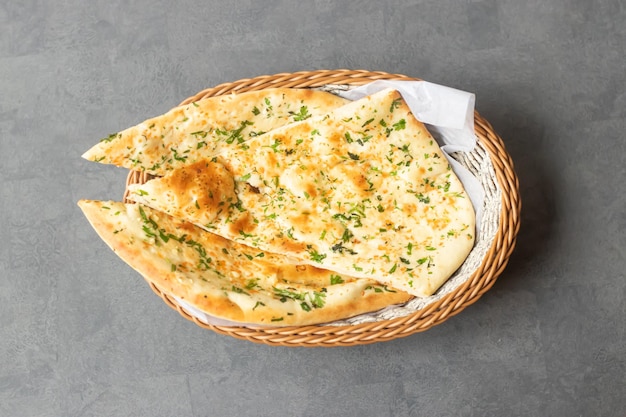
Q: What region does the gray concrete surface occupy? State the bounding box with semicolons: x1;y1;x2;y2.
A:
1;1;625;416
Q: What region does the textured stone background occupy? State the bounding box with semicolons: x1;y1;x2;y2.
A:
1;1;624;416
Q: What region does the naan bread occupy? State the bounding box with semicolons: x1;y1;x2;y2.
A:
77;200;412;326
82;88;349;176
127;88;476;297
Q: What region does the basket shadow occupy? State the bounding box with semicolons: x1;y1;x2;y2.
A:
480;102;559;291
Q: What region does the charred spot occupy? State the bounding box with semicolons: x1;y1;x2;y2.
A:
228;211;257;236
246;183;260;194
305;182;318;199
331;242;358;255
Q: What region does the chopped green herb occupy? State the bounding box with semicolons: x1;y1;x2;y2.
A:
190;130;209;138
390;98;402;112
331;241;358;255
215;120;253;144
100;133;120;143
307;247;327;263
170;147;187;162
361;118;375;127
290;106;311;121
341;228;353;243
366;284;398;293
239;229;255;239
269;139;282;152
417;193;430;204
273;287;326;311
231;286;250;296
330;274;344;285
245;278;261;290
392;119;406;130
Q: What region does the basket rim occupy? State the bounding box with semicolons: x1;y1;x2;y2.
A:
125;69;521;347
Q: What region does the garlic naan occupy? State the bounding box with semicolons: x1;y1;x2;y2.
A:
127;89;475;297
78;200;411;326
82;88;348;176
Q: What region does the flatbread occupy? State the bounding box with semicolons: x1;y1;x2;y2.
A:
77;200;412;326
127;88;476;297
82;88;349;176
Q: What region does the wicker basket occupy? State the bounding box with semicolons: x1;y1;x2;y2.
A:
123;69;521;347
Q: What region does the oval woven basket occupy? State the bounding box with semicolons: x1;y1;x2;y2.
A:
124;69;521;347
